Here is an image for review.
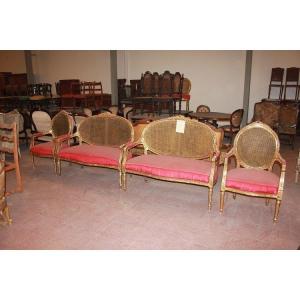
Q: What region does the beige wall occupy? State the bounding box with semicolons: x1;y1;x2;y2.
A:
0;50;26;73
249;50;300;121
32;50;111;93
122;50;246;113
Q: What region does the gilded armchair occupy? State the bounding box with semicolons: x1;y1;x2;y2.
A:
220;121;286;222
30;110;74;172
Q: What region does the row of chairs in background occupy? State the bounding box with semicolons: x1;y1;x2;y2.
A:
268;67;300;100
3;83;52;97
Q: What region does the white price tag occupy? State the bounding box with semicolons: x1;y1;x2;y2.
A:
176;120;185;133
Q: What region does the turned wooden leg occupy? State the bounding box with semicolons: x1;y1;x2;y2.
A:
273;200;281;223
265;198;270;206
14;155;23;193
31;154;36;169
122;172;127;191
3;205;12;224
119;171;122;188
220;191;225;213
208;188;213;211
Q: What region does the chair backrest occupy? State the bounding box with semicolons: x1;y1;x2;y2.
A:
51;110;74;138
0;122;18;155
83;108;93;117
141;116;220;159
77;113;134;146
74;113;88;128
230;109;244;128
278;104;298;133
152;72;160;95
286;67;300;83
233;121;280;170
182;78;191;94
173;72;183;94
252;101;280;128
31;110;52;133
133;120;150;142
196;105;210;113
159;70;173;95
270;68;284;82
141;71;153;96
108;106;119;115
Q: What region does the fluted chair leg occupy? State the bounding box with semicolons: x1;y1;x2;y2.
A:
220;191;225;213
208;188;213;211
273;200;281;222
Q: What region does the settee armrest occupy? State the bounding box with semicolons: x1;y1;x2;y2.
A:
121;140;142;151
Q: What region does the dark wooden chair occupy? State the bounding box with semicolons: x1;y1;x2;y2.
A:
277;103;298;149
196;105;210;112
220;108;244;144
268;68;284;100
283;67;300;100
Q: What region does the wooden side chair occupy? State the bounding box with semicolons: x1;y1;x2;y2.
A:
181;78;191;112
0;160;12;224
0;121;23;194
277;103;298;149
220;122;286;222
283;67;300;100
220;108;244;144
30;110;74;172
268;68;284;100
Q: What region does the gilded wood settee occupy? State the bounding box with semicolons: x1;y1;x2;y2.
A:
55;113;134;186
121;116;223;209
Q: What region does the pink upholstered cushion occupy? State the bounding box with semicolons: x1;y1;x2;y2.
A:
31;142;55;157
226;168;279;195
59;144;126;167
125;155;216;183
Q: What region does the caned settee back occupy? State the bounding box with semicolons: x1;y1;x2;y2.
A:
141;116;221;159
78;113;134;146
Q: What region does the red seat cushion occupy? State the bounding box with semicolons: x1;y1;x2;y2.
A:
31;142;54;157
226;168;280;195
58;144;126;167
125;155;216;183
182;94;190;101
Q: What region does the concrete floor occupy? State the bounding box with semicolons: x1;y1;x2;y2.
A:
1;139;300;249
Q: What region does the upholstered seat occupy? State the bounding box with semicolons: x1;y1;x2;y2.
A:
30;142;55;157
30;110;74;172
226;168;279;195
126;155;217;183
59;144;128;167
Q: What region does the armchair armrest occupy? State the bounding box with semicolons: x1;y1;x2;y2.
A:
121;140;142;151
54;133;74;153
30;131;51;147
272;153;286;195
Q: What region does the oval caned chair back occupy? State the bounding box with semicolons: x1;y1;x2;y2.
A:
234;122;280;169
51;110;74;138
196;105;210;113
31;110;52;134
230;109;244;128
78;114;133;146
141;71;153;96
141;116;218;159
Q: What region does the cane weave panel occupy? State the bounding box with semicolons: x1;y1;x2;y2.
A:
236;127;277;168
142;117;216;159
